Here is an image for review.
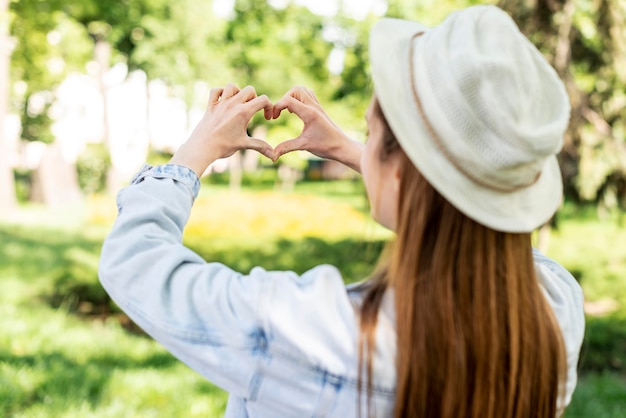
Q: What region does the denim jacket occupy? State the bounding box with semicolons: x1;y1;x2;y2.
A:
99;164;585;417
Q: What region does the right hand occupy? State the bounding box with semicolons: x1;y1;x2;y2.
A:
272;86;363;172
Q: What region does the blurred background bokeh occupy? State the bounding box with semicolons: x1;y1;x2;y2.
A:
1;0;625;416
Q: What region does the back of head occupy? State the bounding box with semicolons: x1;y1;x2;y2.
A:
360;6;569;418
369;5;570;233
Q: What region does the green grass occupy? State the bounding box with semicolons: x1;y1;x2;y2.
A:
0;219;228;417
545;212;626;307
1;181;625;416
565;373;626;418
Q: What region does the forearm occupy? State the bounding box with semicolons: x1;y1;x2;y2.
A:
330;138;363;173
168;137;224;178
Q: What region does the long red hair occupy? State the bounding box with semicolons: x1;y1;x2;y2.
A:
358;99;566;417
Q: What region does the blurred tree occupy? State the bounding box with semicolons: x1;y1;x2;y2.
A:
6;0;621;211
0;0;15;211
61;0;163;192
8;0;93;205
498;0;626;212
222;0;335;188
10;0;67;146
130;0;230;107
4;0;68;207
225;0;332;100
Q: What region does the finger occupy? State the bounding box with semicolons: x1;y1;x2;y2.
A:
306;88;320;104
284;86;308;101
272;86;312;118
220;83;240;100
246;137;276;160
236;85;257;103
274;137;306;158
209;87;224;105
260;96;275;120
273;96;309;120
292;86;316;105
242;95;273;120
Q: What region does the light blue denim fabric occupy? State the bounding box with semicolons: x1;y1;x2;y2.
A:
99;164;585;417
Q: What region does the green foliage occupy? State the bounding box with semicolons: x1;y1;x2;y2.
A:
581;317;626;373
9;1;62;144
547;218;626;308
47;257;115;316
5;0;626;210
204;167;279;189
76;143;111;195
565;373;626;418
0;216;224;416
498;0;626;208
13;168;32;203
146;148;173;167
186;236;383;284
61;0;164;58
20;100;55;144
9;0;65;93
544;215;626;379
130;0;229;106
8;4;92;143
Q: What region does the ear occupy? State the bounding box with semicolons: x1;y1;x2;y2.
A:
391;158;402;193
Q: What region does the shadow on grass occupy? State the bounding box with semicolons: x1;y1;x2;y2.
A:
566;372;626;418
0;348;219;416
1;220;385;320
0;225;102;284
187;236;386;284
579;315;626;374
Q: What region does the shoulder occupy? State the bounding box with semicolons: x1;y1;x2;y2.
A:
532;248;585;316
252;264;359;374
532;248;585;406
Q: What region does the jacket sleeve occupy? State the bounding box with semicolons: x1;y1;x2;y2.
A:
99;165;363;412
532;248;586;412
98;164;275;397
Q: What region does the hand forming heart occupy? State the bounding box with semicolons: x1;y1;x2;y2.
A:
169;83;363;177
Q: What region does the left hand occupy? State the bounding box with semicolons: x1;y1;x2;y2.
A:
169;83;275;177
272;86;362;172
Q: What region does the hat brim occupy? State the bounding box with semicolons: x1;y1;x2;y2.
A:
369;18;562;233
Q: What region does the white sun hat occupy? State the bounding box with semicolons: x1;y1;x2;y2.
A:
369;5;570;233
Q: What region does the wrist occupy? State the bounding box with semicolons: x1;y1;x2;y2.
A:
338;139;363;173
169;141;220;178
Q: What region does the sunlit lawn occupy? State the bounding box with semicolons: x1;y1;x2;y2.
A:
1;179;625;417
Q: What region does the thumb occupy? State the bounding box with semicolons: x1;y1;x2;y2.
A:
246;137;276;161
274;137;307;160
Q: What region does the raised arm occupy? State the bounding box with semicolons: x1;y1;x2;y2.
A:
272;86;363;173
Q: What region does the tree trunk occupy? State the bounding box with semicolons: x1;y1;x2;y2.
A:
30;143;82;206
229;151;242;192
0;0;17;212
93;38;121;195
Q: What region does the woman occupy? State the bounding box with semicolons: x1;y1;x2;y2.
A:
99;5;584;417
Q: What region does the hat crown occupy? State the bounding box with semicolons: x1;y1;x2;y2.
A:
418;6;570;191
369;5;569;232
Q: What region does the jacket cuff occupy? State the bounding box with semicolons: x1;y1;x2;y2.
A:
131;164;201;200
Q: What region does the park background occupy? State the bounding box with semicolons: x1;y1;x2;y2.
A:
1;0;625;416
